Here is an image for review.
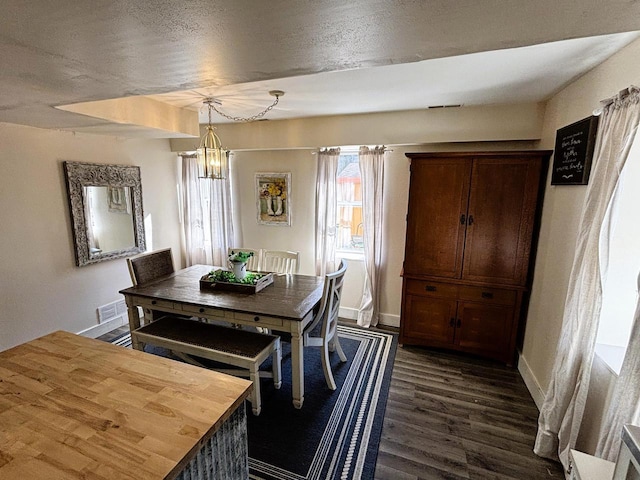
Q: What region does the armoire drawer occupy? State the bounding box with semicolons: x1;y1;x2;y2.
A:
405;279;458;298
458;286;516;305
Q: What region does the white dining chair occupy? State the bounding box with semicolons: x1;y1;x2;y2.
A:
303;259;348;390
262;250;300;274
227;247;261;271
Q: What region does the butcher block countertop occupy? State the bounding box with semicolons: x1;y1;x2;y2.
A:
0;330;251;479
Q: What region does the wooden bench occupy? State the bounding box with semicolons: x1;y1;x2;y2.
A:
132;317;281;415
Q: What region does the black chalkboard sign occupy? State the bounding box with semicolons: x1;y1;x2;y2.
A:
551;116;599;185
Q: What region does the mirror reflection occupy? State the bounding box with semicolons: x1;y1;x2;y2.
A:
84;186;136;256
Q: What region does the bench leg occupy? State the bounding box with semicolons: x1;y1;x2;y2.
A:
272;339;282;390
249;366;261;416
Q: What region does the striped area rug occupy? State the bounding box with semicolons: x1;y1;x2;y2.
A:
110;324;397;480
110;332;132;348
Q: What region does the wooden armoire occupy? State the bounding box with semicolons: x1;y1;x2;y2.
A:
400;151;551;365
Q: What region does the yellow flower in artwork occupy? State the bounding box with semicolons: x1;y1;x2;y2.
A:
267;180;286;197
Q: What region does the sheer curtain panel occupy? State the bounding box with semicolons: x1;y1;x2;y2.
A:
357;146;385;328
315;148;340;276
595;88;640;461
181;155;235;268
534;86;640;469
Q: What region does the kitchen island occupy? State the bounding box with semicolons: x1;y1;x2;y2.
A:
0;330;251;479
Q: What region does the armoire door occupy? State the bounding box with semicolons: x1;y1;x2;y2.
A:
461;157;543;286
403;294;457;346
404;158;471;278
455;301;513;360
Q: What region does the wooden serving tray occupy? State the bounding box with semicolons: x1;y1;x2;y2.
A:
199;271;274;294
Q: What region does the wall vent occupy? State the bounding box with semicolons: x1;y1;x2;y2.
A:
97;299;127;324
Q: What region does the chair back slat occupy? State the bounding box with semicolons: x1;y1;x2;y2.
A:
262;250;299;274
127;248;175;286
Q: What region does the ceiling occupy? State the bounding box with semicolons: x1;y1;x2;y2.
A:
150;33;639;125
2;1;640;138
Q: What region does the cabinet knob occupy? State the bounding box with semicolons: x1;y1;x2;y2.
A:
449;318;455;327
468;215;474;226
425;285;437;292
481;292;494;299
460;214;466;225
151;300;157;305
457;319;462;328
199;308;205;313
254;316;260;322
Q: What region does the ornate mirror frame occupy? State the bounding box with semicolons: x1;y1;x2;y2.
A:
63;161;146;266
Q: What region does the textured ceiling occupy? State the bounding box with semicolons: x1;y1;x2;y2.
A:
2;0;640;136
148;32;639;124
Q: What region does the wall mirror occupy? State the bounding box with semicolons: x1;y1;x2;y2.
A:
63;161;146;266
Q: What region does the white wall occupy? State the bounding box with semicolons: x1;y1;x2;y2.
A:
171;103;546;152
231;150;316;274
0;123;181;351
520;38;640;452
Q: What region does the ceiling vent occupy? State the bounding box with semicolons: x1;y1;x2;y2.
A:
426;104;463;109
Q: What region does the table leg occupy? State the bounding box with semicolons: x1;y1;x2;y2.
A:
290;329;304;409
125;297;143;351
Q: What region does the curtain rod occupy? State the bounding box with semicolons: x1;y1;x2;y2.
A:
593;84;639;115
311;146;392;155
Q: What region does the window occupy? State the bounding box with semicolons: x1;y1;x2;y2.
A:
336;153;364;253
596;134;640;374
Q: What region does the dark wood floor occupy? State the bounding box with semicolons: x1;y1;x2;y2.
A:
97;326;564;479
375;343;565;480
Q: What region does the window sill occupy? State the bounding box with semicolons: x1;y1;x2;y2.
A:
336;250;365;262
594;343;626;376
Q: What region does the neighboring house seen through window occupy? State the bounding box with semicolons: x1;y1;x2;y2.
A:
336;153;364;254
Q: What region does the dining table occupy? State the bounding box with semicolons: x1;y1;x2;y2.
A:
119;264;326;409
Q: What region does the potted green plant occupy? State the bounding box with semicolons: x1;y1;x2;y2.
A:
228;250;254;280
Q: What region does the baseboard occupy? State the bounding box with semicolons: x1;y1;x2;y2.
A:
379;313;400;328
518;351;545;410
77;315;128;339
339;307;400;328
339;306;359;320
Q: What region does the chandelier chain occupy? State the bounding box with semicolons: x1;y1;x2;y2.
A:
209;95;281;123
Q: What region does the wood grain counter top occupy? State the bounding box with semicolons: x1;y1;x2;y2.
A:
0;330;251;479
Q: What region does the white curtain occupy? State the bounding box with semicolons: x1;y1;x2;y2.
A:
595;90;640;461
534;86;640;469
357;146;385;328
181;155;235;267
315;148;340;276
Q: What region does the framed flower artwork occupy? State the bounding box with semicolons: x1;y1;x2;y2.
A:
255;172;291;226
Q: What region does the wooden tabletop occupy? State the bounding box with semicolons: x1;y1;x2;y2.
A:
120;265;325;321
0;331;251;480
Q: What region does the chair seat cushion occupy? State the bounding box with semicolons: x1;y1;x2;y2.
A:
136;317;278;358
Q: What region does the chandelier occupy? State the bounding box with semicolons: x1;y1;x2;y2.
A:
197;99;228;180
197;91;285;180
